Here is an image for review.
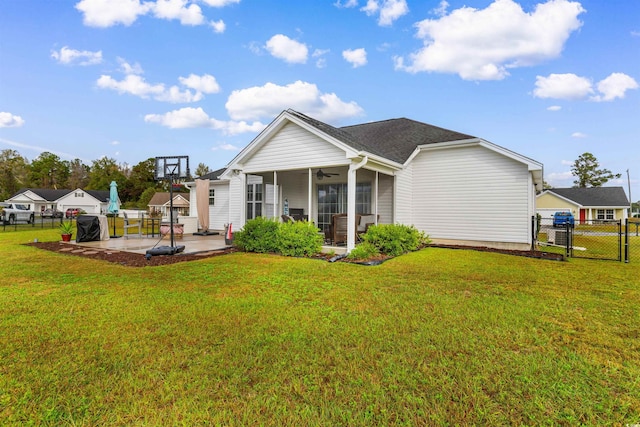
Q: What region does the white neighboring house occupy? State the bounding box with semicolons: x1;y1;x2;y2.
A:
7;188;112;215
56;189;111;215
186;109;543;251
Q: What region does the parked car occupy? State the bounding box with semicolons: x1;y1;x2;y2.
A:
0;202;35;224
65;208;82;218
553;211;575;228
42;208;63;218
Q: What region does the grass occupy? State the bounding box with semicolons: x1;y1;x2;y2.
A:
1;229;640;425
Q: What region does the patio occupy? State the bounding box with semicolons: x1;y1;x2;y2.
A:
70;232;347;256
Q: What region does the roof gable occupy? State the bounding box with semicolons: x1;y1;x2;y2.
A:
546;187;629;207
11;188;73;201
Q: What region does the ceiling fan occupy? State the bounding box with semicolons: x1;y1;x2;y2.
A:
316;169;339;180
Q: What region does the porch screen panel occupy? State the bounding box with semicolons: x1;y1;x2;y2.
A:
317;183;371;234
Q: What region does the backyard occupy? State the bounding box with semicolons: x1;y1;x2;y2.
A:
1;229;639;425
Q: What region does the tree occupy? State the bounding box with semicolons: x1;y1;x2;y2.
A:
29;152;69;189
195;162;211;177
571;152;621;188
87;157;126;192
0;149;30;200
66;158;90;189
121;158;157;206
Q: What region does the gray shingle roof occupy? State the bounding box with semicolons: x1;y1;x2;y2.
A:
197;167;227;180
288;109;476;164
12;188;72;201
549;187;629;207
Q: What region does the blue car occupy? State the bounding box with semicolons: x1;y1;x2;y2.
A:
553;211;575;228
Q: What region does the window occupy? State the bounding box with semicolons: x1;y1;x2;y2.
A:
209;189;215;206
247;183;263;220
317;182;371;234
596;209;615;220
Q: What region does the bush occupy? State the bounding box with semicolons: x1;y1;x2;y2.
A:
347;241;380;260
277;220;323;257
363;223;430;257
235;217;322;257
233;217;280;253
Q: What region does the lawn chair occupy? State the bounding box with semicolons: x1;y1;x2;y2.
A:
122;212;142;239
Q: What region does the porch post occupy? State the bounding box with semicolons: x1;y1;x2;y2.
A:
273;171;278;218
238;171;246;228
308;168;313;222
374;171;379;221
347;164;357;251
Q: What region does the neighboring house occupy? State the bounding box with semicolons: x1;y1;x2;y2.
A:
56;189;111;214
186;109;543;251
7;188;112;214
148;192;190;218
536;187;629;223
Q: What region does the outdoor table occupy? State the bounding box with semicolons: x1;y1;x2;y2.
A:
146;217;161;237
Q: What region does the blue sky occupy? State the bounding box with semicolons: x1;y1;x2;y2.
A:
1;0;638;200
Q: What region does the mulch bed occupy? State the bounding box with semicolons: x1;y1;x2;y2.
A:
25;241;238;267
25;241;564;268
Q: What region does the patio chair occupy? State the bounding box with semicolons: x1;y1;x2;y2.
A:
356;214;379;242
122;212;142;239
331;214;347;245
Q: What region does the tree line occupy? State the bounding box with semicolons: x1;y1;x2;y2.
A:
0;149;212;208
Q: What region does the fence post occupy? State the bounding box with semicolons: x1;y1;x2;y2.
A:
625;219;630;263
565;222;571;260
531;215;535;252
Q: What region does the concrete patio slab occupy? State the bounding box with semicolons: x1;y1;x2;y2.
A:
71;233;230;255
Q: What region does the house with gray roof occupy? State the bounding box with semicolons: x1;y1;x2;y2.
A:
7;188;112;215
186;109;543;251
536;186;630;223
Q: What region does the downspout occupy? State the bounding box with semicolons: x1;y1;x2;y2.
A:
347;157;368;251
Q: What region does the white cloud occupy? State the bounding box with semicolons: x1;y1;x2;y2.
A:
334;0;358;8
144;107;265;135
179;74;221;93
432;0;448;17
0;112;25;128
395;0;584;80
200;0;240;6
97;74;165;99
547;105;562;111
212;143;241;151
534;72;638;101
51;46;103;66
361;0;408;26
313;49;330;68
210;19;226;33
152;0;205;25
560;159;573;166
225;80;364;123
75;0;152;27
547;170;573;184
534;73;593;100
591;72;639;102
343;48;367;68
571;132;587;138
118;57;143;74
98;67;219;103
75;0;237;27
265;34;308;64
111;140;120;145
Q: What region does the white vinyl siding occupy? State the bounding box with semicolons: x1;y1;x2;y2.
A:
377;174;394;224
243;122;348;172
411;145;530;244
209;183;229;230
394;164;413;226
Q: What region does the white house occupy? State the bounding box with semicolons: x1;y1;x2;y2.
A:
8;188;112;215
186;109;543;251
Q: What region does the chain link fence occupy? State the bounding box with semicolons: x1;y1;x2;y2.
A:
535;215;634;262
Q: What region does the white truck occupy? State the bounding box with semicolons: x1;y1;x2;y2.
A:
0;202;35;225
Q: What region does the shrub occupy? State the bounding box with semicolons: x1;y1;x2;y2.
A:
233;217;280;253
363;223;430;257
235;217;322;257
277;220;323;257
347;241;380;260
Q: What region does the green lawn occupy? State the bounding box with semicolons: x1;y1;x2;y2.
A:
1;229;639;426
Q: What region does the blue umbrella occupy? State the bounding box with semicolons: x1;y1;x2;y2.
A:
108;181;119;213
108;181;119;237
